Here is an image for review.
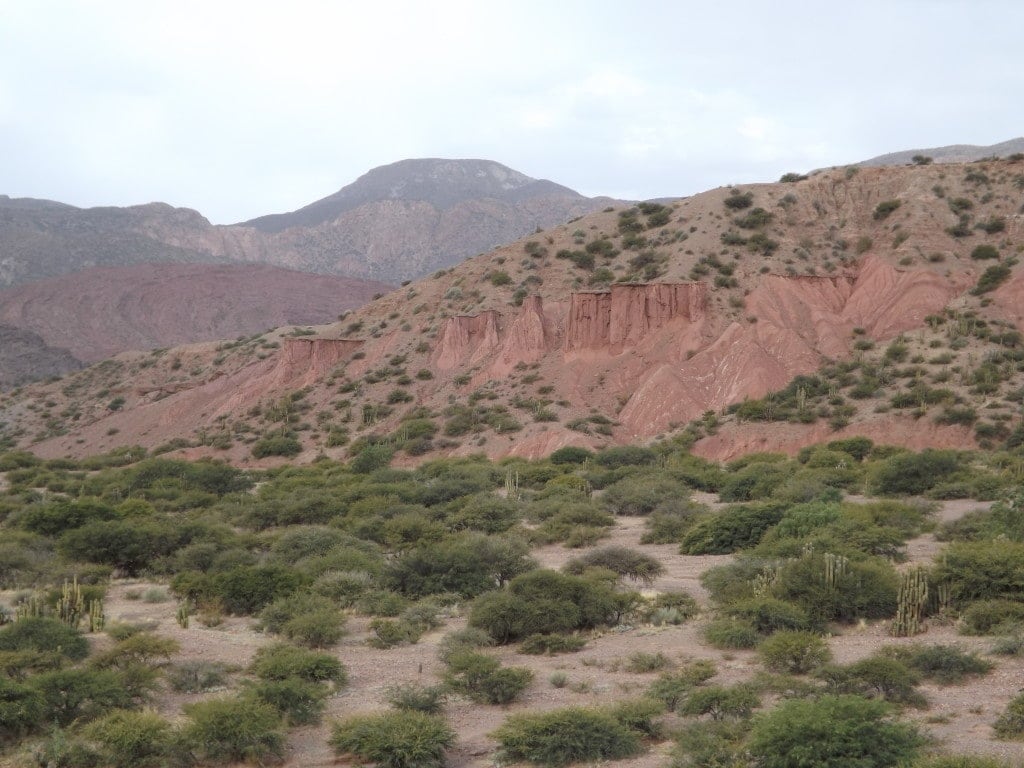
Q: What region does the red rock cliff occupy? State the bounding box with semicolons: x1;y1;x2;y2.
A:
434;311;502;370
564;282;707;353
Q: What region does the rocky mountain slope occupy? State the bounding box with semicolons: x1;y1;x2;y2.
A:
0;263;391;365
860;137;1024;167
0;325;81;390
0;159;614;289
4;158;1022;462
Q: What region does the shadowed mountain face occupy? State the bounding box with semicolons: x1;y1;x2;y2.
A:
0;325;81;390
858;137;1024;167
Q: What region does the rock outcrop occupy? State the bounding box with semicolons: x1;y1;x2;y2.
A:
565;282;706;354
434;311;502;370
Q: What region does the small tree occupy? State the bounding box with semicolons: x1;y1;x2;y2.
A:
182;696;285;764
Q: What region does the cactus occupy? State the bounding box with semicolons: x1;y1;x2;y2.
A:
56;578;85;629
891;567;929;637
504;468;520;501
822;553;848;590
88;599;105;633
176;602;191;630
752;565;779;598
15;594;47;621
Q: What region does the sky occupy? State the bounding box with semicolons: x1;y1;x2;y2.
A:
1;1;1022;224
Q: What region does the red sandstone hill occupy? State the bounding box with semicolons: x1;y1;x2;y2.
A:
4;159;1022;462
0;263;391;364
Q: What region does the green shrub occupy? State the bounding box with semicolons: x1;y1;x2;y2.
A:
883;644;993;684
970;244;1000;260
624;651;670;673
28;668;132;726
757;630;831;674
251;435;302;458
248;677;328;725
81;709;176;768
681;684;760;720
444;652;532;705
724;597;812;635
973;263;1012;295
607;698;664;737
0;677;45;741
935;539;1024;606
330;711;455;768
493;707;641;766
260;593;345;648
680;502;785;554
869;449;961;496
772;551;899;623
385;682;447;714
166;661;233;693
748;695;922;768
873;199;902;220
183;696;285;765
549;447;593;464
211;564;306;614
702;618;759;650
0;617;89;661
437;627;493;663
994;692;1024;740
563;546;665;584
816;656;926;707
250;643;347;685
594;446;658;468
961;600;1024;635
645;660;717;711
602;474;688;516
671;719;749;768
518;634;587;655
724;191;754;210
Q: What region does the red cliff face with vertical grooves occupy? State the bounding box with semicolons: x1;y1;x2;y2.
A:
488;295;559;378
565;282;707;353
434;311;502;370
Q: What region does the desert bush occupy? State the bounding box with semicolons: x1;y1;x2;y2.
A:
970;244;1000;260
625;651;670;673
493;707;641;766
28;668;132;726
437;627;493;663
182;696;284;765
330;711;455;768
994;692;1024;739
594;445;658;468
0;677;45;741
250;642;347;685
702;618;760;650
260;593;345;648
602;474;687;516
81;709;176;768
883;644;993;684
681;684;760;720
816;655;926;707
869;449;962;496
771;551;899;623
385;682;447;714
248;677;328;725
563;546;665;584
444;651;532;705
166;661;233;693
646;660;717;711
251;435;302;458
758;630;831;674
724;597;813;635
680;502;785;554
934;539;1024;606
747;694;922;768
209;564;306;614
0;617;89;661
973;263;1012;295
961;600;1024;635
518;634;586;655
89;633;179;670
873;199;902;220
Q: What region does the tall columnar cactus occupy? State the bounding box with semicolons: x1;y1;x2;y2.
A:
752;565;779;598
88;599;105;633
822;553;849;590
15;594;46;621
504;468;520;501
891;567;929;637
56;578;85;629
176;602;191;630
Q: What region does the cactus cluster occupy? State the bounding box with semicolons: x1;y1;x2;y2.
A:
822;553;849;590
891;567;929;637
176;601;191;629
504;468;520;501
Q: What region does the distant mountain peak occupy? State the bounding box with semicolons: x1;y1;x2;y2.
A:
239;158;582;233
858;136;1024;167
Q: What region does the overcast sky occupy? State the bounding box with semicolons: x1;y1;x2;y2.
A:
1;1;1021;224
